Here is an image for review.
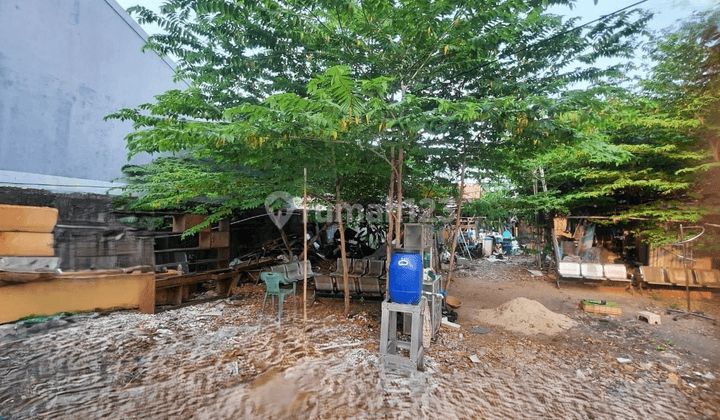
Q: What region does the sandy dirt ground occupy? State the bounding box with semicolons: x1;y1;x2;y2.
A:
1;256;719;419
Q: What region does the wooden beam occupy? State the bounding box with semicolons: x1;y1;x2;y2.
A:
155;273;213;289
138;273;156;314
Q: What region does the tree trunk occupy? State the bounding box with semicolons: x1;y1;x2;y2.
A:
533;169;541;268
385;150;396;292
336;178;350;315
549;213;561;268
394;147;404;246
539;167;561;269
443;162;466;291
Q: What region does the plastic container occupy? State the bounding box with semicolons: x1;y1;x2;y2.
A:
389;249;423;304
483;236;494;257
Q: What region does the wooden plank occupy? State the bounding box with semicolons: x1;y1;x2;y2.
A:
199;231;230;249
154;247;203;254
231;257;275;271
171;286;184;305
217;247;230;260
210;272;233;281
172;214;209;233
215;274;237;295
138;273;156;314
155;259;222;268
155;273;213;289
0;232;54;256
0;204;58;232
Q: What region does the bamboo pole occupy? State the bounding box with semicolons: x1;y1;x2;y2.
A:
443;162;466;291
681;224;690;312
303;168;308;323
336;179;350;315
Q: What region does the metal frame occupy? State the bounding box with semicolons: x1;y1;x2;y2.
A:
380;297;425;371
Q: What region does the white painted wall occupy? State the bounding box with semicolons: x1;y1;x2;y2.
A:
0;0;183;186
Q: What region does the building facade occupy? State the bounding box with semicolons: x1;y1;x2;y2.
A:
0;0;183;193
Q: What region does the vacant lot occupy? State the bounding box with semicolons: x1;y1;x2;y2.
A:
1;257;718;419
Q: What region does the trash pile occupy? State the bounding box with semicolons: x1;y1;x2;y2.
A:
475;297;576;335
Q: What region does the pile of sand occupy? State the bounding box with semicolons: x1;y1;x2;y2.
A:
475;297;576;335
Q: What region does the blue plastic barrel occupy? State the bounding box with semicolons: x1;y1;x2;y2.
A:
389;249;423;304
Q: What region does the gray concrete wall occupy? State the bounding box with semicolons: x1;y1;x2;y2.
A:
0;0;183;183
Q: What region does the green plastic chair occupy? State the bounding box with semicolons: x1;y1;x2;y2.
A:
261;271;294;325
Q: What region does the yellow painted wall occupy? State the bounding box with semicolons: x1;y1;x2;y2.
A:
0;272;154;323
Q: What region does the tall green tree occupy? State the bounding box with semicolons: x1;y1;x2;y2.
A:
109;0;649;230
486;11;720;247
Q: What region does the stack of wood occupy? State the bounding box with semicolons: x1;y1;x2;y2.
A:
0;204;58;264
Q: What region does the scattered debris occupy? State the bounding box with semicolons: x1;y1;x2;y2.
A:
469;327;489;334
638;362;654;370
637;311;661;325
660;363;678;373
317;342;365;351
667;308;715;321
527;269;543;277
469;354;481;364
441;318;461;329
617;357;632;364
